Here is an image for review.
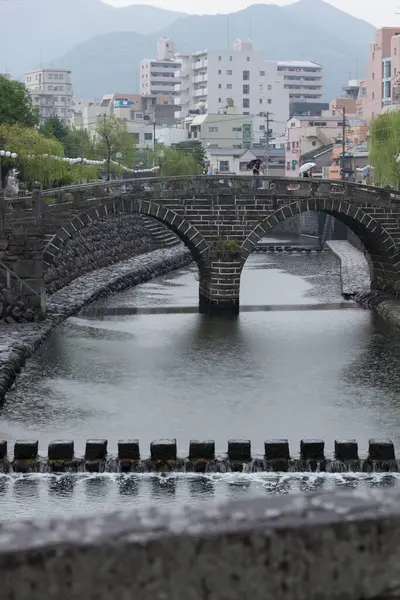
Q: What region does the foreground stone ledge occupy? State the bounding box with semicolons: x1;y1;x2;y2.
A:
1;489;400;599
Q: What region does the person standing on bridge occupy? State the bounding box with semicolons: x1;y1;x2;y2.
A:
248;159;262;189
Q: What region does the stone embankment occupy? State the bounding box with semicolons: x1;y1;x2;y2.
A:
326;240;400;331
325;240;371;297
0;245;191;401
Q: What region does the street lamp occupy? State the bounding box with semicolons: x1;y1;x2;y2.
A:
0;147;18;191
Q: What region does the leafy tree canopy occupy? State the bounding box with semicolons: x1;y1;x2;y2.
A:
39;115;69;143
0;76;39;127
0;123;99;189
174;140;206;172
95;115;136;179
369;112;400;188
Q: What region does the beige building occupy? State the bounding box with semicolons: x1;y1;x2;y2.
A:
140;39;180;100
185;108;254;149
24;68;73;125
206;147;285;176
277;61;324;104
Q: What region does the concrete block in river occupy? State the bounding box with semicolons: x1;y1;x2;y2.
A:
300;439;325;461
189;440;215;461
48;440;74;461
228;439;251;461
335;440;359;461
368;439;395;461
150;439;177;461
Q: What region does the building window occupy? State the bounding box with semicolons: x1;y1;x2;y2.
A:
218;70;222;75
48;74;53;79
260;71;265;76
220;160;230;171
372;92;375;99
372;72;375;80
218;98;222;103
395;47;398;56
243;84;250;94
243;98;250;108
232;127;242;132
144;133;153;140
218;84;222;88
312;141;317;146
227;84;232;89
287;161;291;170
230;56;233;61
247;57;250;62
268;85;272;90
292;163;296;170
259;125;265;130
219;56;222;60
260;98;263;104
243;70;250;81
209;127;218;132
260;84;263;91
267;98;272;104
227;70;232;75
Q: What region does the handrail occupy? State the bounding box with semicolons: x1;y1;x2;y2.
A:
0;259;41;298
34;176;400;198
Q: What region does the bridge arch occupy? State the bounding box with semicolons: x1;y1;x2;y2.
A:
241;198;400;293
42;196;210;273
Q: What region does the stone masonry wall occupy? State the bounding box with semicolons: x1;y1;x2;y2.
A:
44;214;179;294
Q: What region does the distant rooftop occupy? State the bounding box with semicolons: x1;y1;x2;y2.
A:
277;61;322;68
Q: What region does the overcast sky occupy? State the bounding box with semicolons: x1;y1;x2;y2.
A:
104;0;399;27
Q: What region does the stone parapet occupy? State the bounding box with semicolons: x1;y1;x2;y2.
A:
1;488;400;599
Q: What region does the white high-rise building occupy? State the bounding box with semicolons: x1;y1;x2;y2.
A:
276;61;324;103
140;38;181;99
24;68;73;125
174;39;289;139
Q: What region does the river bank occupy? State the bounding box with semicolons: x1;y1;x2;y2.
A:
326;240;400;332
0;245;191;401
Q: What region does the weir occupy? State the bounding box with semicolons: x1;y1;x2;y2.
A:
2;438;399;474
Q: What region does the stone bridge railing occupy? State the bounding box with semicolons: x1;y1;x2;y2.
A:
1;488;400;599
3;176;400;231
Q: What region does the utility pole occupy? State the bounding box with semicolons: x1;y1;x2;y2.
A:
341;105;346;181
153;120;156;168
264;111;273;176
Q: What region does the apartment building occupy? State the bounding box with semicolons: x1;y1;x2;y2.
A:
285;115;343;176
184;105;255;150
360;27;400;120
175;39;289;138
276;61;324;104
24;68;73;125
140;39;181;100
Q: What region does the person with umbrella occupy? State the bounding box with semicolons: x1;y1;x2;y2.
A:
298;162;316;178
247;158;262;188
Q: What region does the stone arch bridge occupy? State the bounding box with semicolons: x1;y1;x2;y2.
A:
2;175;400;314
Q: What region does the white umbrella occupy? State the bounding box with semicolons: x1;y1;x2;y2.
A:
298;162;316;175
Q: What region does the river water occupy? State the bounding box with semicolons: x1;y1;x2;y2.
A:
1;240;400;520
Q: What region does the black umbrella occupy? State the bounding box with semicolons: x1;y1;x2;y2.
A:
247;159;260;169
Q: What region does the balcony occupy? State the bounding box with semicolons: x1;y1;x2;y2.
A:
193;74;208;84
193;88;208;98
192;59;208;70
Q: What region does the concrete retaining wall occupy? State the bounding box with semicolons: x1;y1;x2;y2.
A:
1;488;400;599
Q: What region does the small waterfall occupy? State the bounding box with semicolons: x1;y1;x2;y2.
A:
2;457;400;475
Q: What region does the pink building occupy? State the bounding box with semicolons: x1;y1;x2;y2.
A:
361;28;400;121
285;115;343;177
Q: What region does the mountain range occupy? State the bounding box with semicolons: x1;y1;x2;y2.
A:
1;0;375;102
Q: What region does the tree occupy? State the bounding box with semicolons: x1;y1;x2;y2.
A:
0;123;100;189
39;115;69;143
0;76;39;127
159;147;203;177
174;141;207;173
95;115;135;180
369;112;400;188
63;128;97;160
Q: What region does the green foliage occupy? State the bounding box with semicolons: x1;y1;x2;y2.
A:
39;115;69;143
0;123;100;189
63;128;97;160
173;141;206;173
95;115;136;180
213;239;242;255
369;112;400;188
0;76;39;127
159;147;203;177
